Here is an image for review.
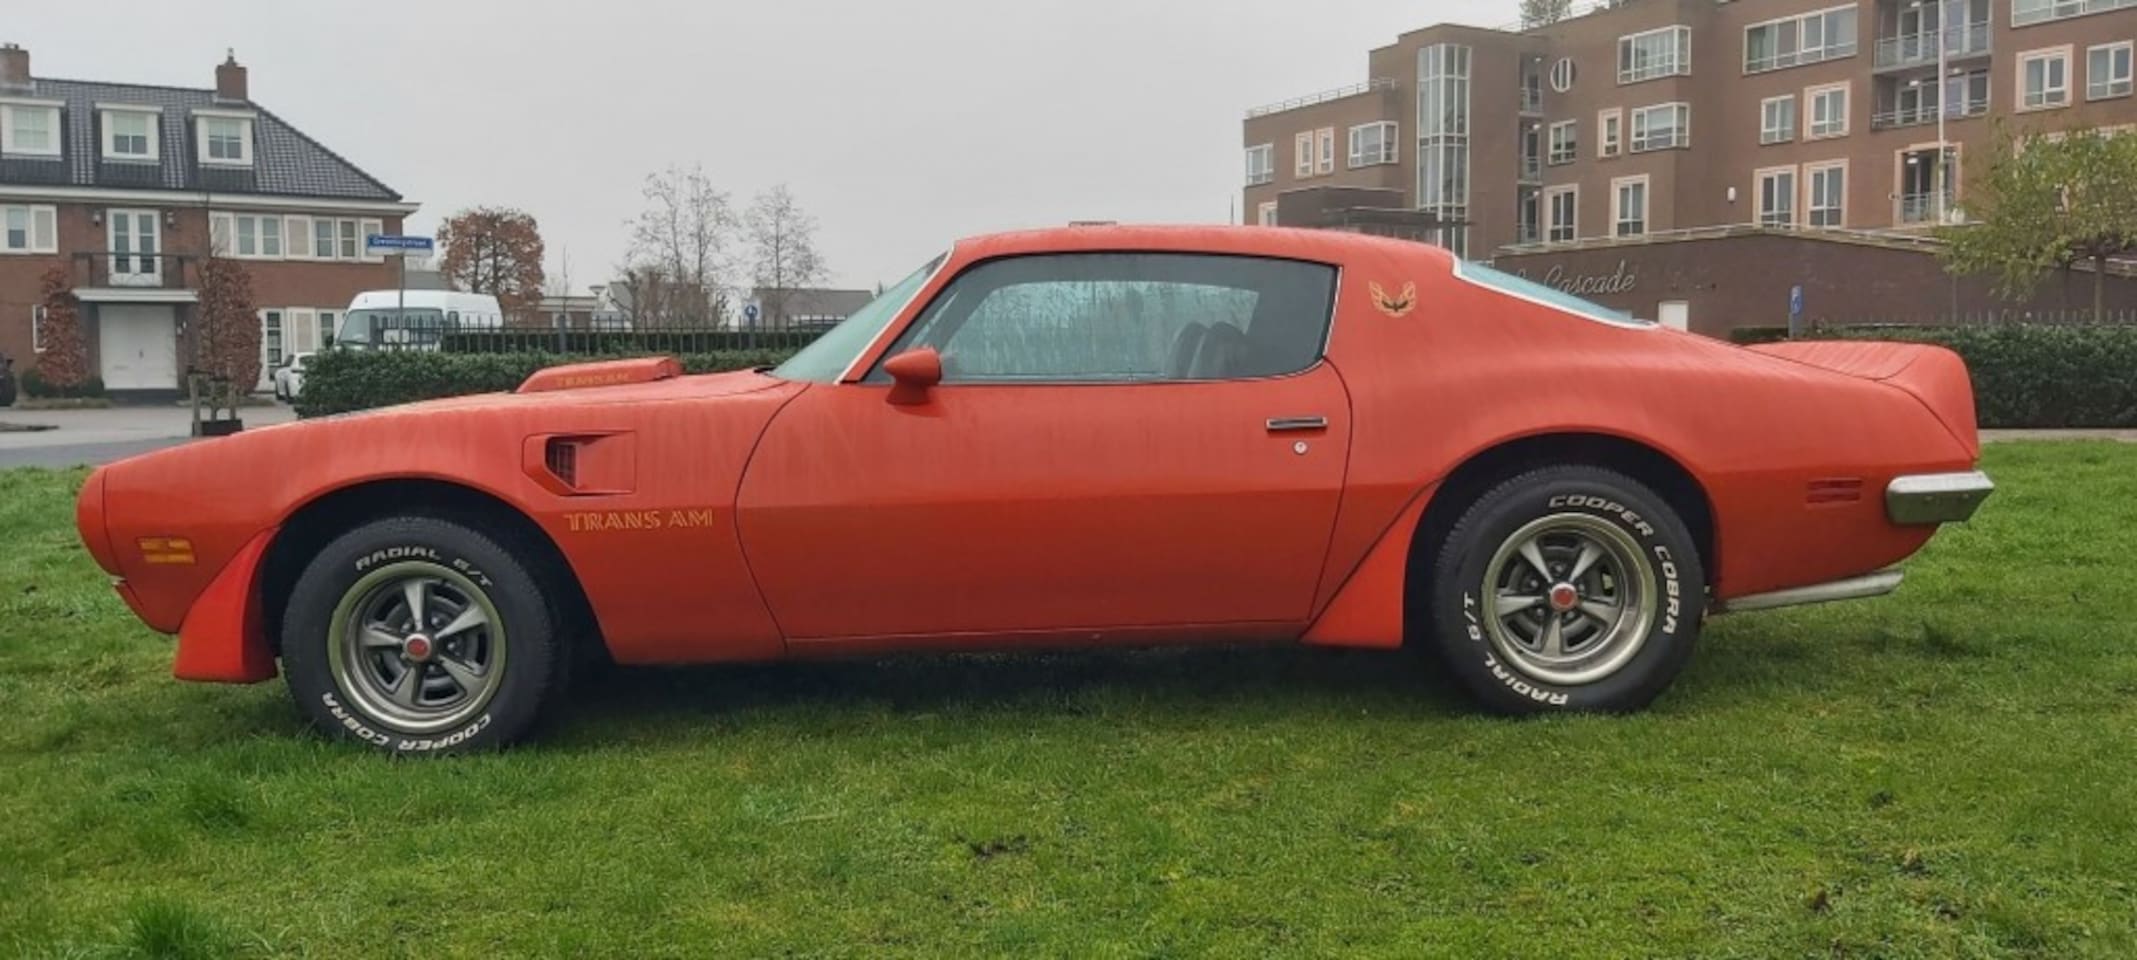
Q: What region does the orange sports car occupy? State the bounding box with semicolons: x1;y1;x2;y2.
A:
77;226;1993;753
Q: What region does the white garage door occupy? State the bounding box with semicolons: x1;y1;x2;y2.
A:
98;305;179;391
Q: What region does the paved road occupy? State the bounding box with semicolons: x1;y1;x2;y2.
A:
0;404;297;469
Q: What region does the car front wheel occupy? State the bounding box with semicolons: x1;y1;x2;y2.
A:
280;516;564;753
1426;466;1705;714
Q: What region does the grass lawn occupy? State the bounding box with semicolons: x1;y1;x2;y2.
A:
1;443;2132;958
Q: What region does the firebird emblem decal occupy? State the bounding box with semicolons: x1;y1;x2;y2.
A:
1370;281;1417;318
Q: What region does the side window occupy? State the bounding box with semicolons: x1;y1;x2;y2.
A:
874;253;1335;383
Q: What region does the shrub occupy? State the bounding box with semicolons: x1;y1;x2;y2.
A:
21;367;107;399
1819;324;2137;429
295;348;797;418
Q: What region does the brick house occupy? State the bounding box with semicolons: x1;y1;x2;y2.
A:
0;43;417;398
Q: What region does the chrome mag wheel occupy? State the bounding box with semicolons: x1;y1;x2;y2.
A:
326;561;507;734
1480;513;1656;687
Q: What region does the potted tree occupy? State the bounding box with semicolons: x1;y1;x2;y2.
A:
191;257;260;437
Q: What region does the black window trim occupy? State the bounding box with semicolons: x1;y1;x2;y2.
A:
859;249;1344;387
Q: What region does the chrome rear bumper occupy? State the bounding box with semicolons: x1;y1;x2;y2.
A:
1887;470;1994;525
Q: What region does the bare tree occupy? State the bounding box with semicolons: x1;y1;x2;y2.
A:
626;164;735;327
744;184;829;328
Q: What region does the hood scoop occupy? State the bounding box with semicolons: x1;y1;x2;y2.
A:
517;356;683;394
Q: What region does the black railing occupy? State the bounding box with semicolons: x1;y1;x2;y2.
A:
431;325;828;356
70;252;199;290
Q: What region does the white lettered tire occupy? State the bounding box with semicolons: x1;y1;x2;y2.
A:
1427;466;1705;713
281;516;563;753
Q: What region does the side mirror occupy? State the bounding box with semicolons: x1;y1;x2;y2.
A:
882;347;942;405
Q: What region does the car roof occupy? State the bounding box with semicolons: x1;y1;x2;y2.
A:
950;224;1454;269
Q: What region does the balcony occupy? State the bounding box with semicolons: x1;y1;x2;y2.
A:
1872;97;1990;129
1874;22;1991;71
70;252;202;301
1520;85;1543;115
1898;190;1958;225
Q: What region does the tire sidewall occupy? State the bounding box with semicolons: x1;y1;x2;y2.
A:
1431;470;1704;713
282;519;554;754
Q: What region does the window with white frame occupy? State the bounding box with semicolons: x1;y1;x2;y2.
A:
2088;42;2133;100
1348;121;1398;167
1599;109;1622;157
1619;26;1692;84
1807;162;1846;227
1547;120;1578;164
1545;185;1579;242
100;107;159;161
1630;103;1689;151
1744;5;1858;73
262;309;285;367
1757;167;1798;227
1257;201;1277;226
1761;95;1797;143
1294;131;1314;177
2021;48;2072;109
30;304;46;353
1807;83;1849;138
1245;144;1273;185
197;112;255;166
319;310;339;347
1316;127;1335;174
1612;176;1649;237
2012;0;2137;27
1;204;58;254
215;213;378;261
1;102;61;157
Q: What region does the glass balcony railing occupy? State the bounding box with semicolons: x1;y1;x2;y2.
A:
1875;22;1990;70
1899;190;1958;225
1871;98;1989;129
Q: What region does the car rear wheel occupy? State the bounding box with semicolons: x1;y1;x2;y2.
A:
281;516;563;753
1425;466;1705;713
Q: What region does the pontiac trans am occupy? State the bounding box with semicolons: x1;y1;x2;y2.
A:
76;226;1993;753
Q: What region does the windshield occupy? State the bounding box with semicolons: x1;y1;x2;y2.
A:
771;253;947;382
1455;260;1646;327
337;307;450;348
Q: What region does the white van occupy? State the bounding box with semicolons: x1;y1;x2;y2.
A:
333;290;504;349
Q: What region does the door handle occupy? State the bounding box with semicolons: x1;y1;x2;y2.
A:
1266;416;1328;433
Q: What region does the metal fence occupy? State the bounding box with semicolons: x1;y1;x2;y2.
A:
414;326;829;355
1819;308;2137;327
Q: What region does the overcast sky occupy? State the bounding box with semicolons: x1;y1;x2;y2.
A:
13;0;1514;291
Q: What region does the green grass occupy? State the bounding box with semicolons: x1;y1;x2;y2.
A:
2;444;2133;958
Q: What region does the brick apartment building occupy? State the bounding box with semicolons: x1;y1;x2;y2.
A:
1241;0;2137;333
0;43;416;397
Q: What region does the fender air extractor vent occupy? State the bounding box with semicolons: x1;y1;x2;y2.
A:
544;438;580;488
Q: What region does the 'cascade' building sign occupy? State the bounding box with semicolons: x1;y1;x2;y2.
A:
1514;260;1639;296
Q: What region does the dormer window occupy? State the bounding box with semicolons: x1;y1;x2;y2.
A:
196;109;254;166
0;101;61;157
99;105;160;161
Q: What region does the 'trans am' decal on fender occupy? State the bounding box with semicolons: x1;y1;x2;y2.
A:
565;508;718;533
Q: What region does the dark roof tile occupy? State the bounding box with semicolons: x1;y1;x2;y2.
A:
2;76;402;202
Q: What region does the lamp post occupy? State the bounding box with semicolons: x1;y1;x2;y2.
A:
1934;0;1950;226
